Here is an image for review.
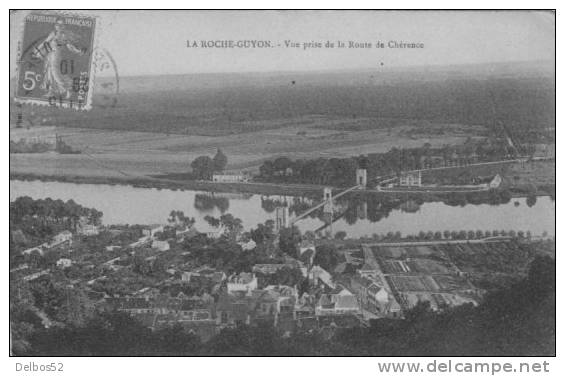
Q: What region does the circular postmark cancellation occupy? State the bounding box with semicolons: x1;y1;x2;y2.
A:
92;48;120;109
14;11;98;110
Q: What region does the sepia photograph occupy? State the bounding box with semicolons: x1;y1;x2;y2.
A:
9;9;555;359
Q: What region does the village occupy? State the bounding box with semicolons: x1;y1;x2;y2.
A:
10;200;551;344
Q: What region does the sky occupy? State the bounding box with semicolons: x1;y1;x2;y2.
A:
10;10;555;76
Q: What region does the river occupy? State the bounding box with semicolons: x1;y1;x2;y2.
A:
10;180;555;238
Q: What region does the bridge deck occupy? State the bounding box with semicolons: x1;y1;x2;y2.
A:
290;184;361;225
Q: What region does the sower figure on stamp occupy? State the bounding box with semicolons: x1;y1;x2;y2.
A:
33;18;86;99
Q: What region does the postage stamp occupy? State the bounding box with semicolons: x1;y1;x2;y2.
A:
14;11;98;110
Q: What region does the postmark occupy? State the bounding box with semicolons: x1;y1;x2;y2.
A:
14;11;98;110
92;48;120;108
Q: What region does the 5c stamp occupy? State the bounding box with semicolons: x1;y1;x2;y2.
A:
14;11;97;110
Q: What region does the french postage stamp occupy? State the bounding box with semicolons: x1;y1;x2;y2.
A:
14;11;98;110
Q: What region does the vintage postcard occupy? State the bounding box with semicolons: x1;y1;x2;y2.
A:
9;10;555;360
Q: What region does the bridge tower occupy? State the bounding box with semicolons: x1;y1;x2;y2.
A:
275;206;289;231
356;168;367;189
322;187;334;237
323;187;333;213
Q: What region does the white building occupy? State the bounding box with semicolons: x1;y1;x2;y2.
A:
142;225;164;238
56;258;72;268
399;171;422;187
315;294;360;316
227;273;258;295
52;231;73;246
308;265;335;289
152;240;170;252
77;224;99;236
22;246;45;256
212;173;249;183
488;174;502;189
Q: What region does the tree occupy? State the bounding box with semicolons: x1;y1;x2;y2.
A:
213;149;228;172
219;214;243;241
191;156;215;180
526;194;537;208
313;244;340;271
334;231;347;240
250;221;275;245
273;157;293;176
279;226;302;258
303;231;316;242
204;214;243;241
204;215;221;228
168;210;195;228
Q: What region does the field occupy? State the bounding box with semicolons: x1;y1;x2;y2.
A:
9;116;478;179
10;62;554;182
505;160;555;188
371;244;439;259
387;275;439;292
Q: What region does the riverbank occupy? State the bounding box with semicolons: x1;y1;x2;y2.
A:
9;172;325;197
10;172;554;199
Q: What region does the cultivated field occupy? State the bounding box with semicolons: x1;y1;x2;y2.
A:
9;117;478;179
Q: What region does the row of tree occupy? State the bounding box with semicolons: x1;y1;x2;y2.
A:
257;141;522;187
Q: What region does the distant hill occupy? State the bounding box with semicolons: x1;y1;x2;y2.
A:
10;61;555;137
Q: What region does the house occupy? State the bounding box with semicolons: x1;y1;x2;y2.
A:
163;298;213;320
181;271;193;282
142;225;164;238
206;229;224;239
227;273;258;295
128;236;151;248
182;269;226;284
77;223;99;236
264;285;298;315
532;143;555;160
295;293;316;319
10;264;29;273
52;230;73;246
215;293;253;327
399;171;422;187
315;294;360;316
252;263;289;275
358;263;378;279
22;246;45;256
488;174;502;189
105;297;153;315
176;226;199;239
350;275;390;314
250;290;279;322
212;173;249;183
308;265;335;289
56;258;72;268
152;240;170;252
154;314;217;341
